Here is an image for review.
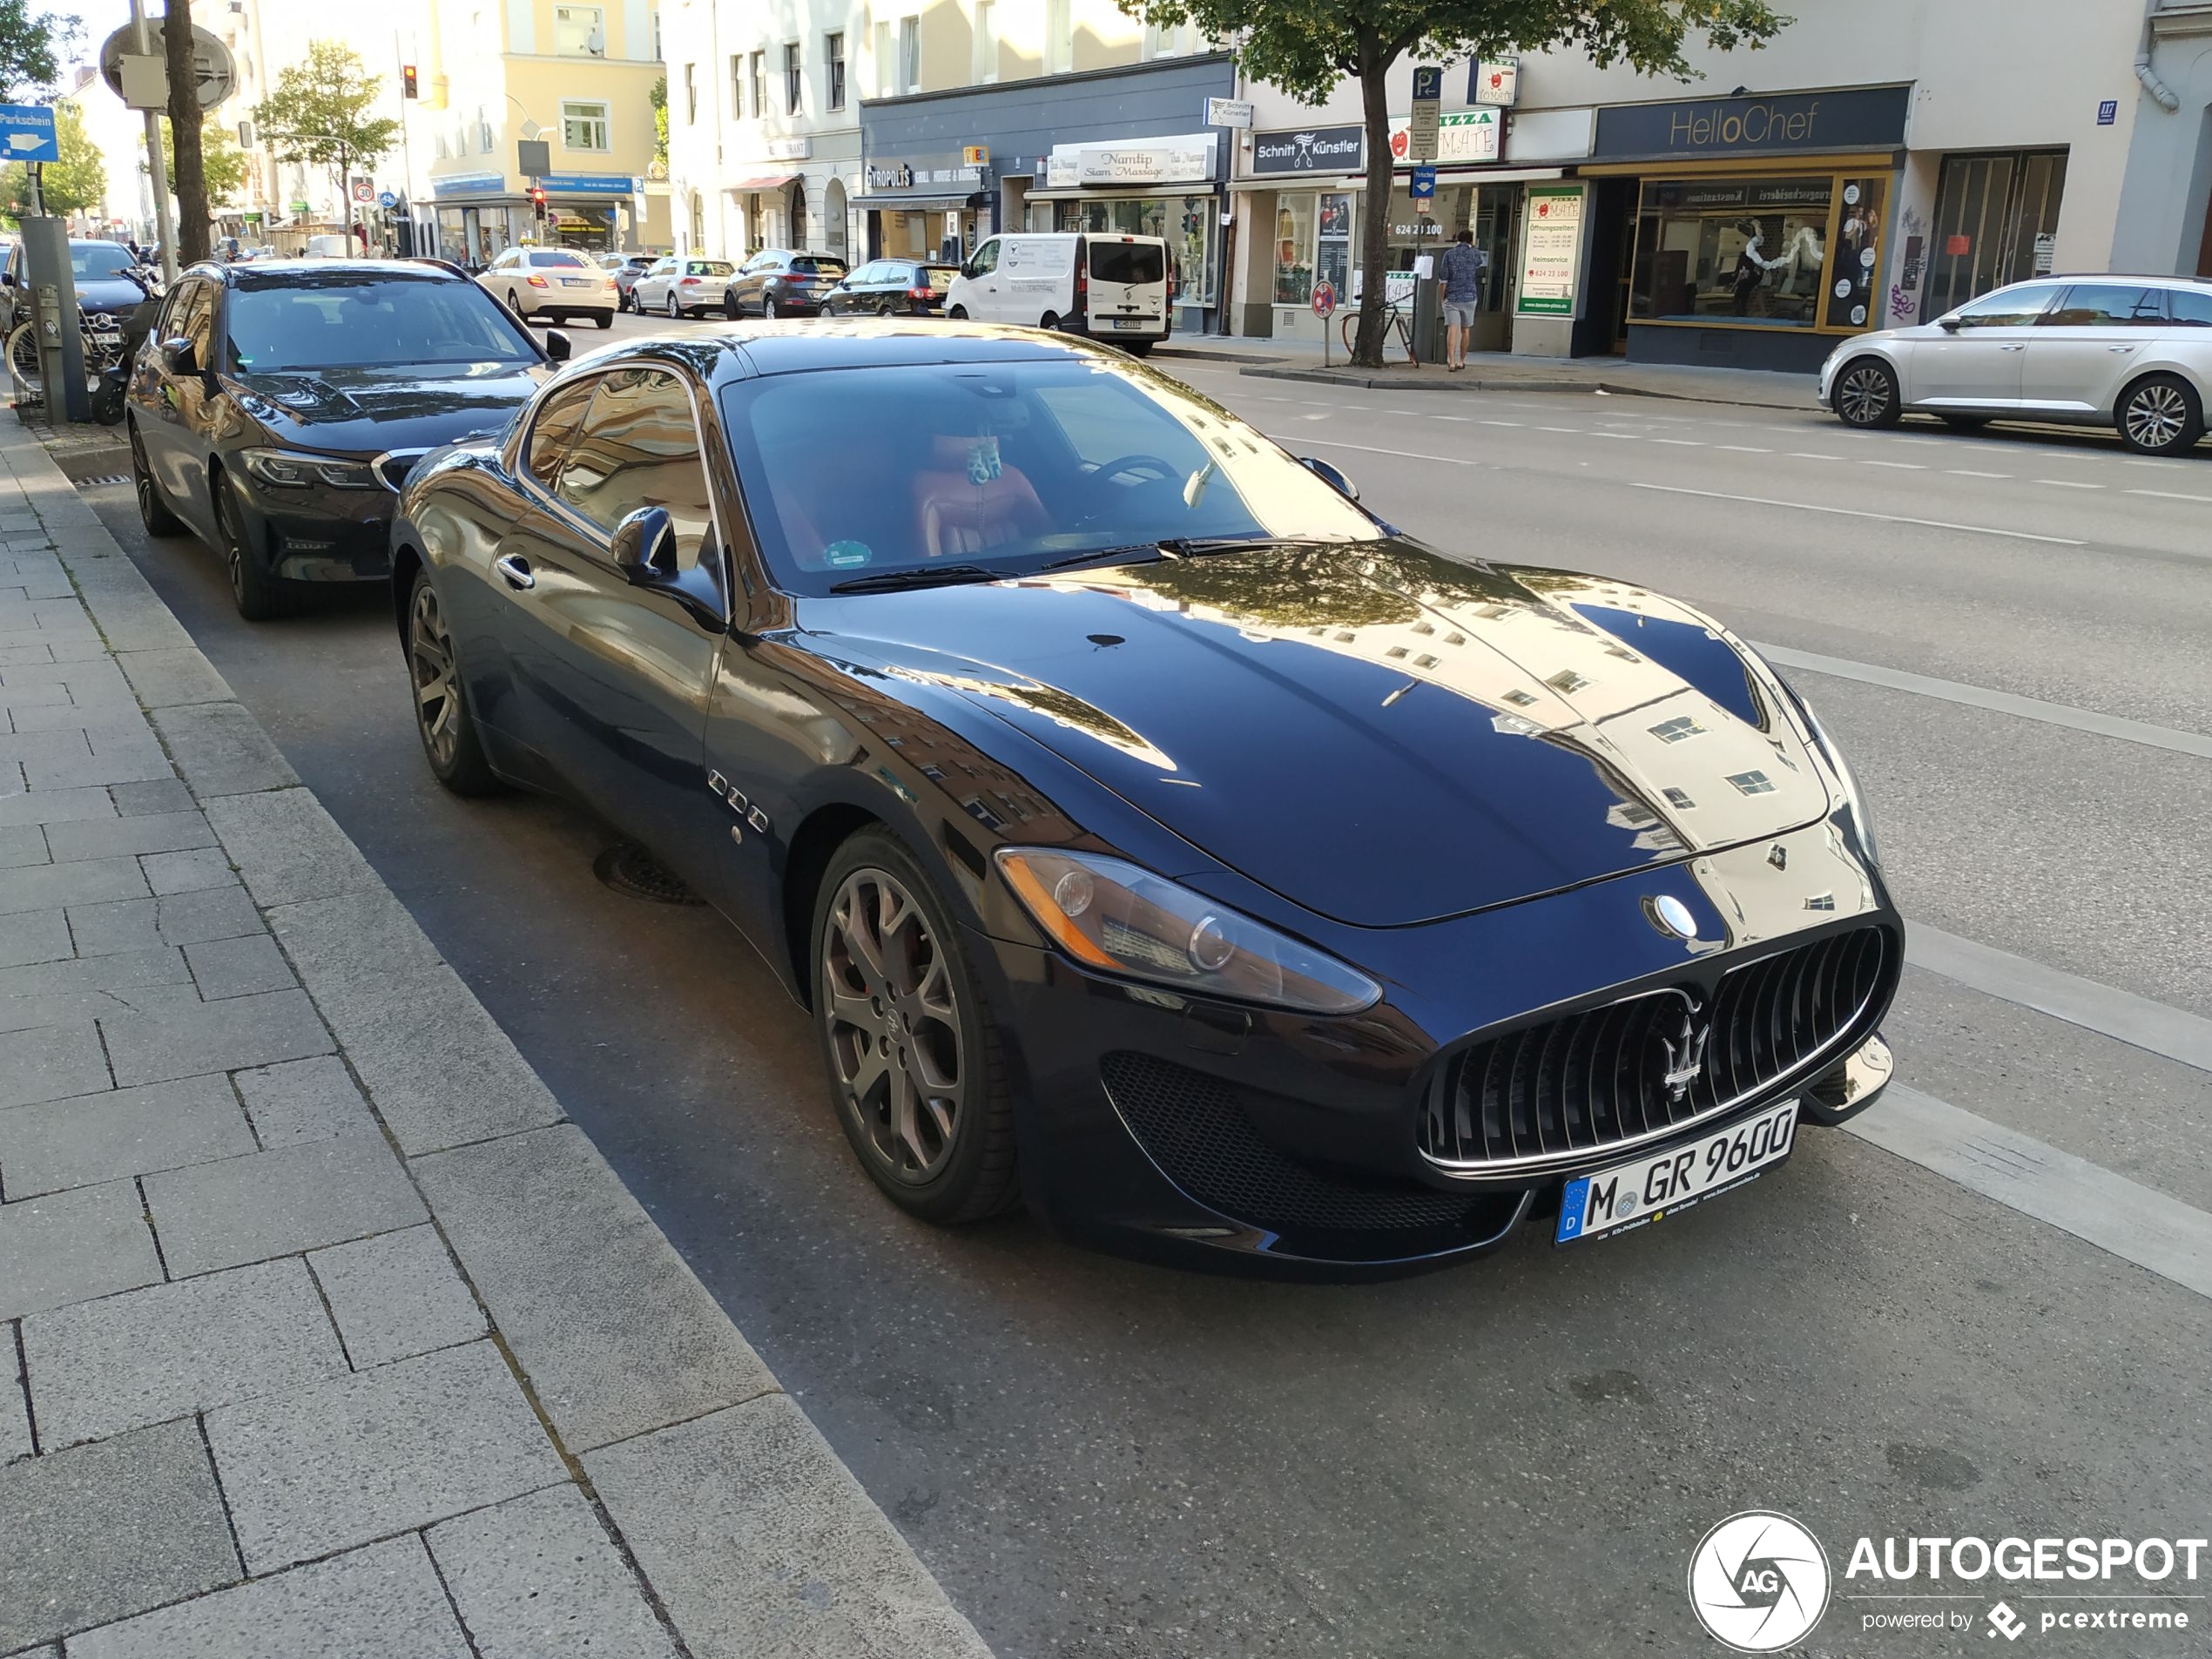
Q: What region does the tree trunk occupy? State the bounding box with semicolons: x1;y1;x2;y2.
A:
1350;39;1395;368
164;0;211;264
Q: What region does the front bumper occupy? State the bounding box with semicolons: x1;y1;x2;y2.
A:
971;822;1900;1274
230;473;395;583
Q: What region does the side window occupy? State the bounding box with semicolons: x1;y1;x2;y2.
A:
1951;283;2060;327
2043;284;2166;327
649;258;675;276
156;281;201;341
490;249;519;272
553;368;716;570
968;239;999;275
522;377;599;486
2170;287;2212;327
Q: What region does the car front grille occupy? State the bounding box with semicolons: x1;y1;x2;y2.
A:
1102;1052;1489;1237
374;449;429;493
1419;924;1895;1174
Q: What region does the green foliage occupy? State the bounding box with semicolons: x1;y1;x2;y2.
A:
0;0;75;101
1114;0;1790;363
152;116;252;205
0;101;104;219
252;39;401;176
650;74;668;174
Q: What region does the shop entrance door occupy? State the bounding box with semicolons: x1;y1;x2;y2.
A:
1924;151;2067;319
1472;185;1518;353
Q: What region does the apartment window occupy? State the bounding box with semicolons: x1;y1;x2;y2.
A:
730;53;744;114
750;51;765;118
784;43;801;114
1045;0;1071;72
972;1;995;82
826;31;845;109
873;21;894;97
553;3;605;57
898;16;920;93
684;62;697;124
476;107;492;152
562;99;610;152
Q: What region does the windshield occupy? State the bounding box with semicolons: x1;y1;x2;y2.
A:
721;357;1381;596
791;256;847;276
227;276;535;370
72;244;137;280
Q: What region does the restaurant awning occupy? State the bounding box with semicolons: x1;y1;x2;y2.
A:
723;173;799;193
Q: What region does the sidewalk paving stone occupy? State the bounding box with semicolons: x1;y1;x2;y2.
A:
231;1055;374;1147
414;1124;775;1453
109;778;193;818
147;703;298;799
139;847;238;897
308;1225;485;1369
63;1535;467;1659
427;1481;678;1659
266;887;445;986
181;934;294;1001
0;855;146;918
0;785;115;830
0;1181;163;1320
586;1394;993;1659
21;1258;346;1448
113;647;232;711
199;788;381;908
64;887;264;957
22;744;174;792
143;1132;427;1278
0;1072;252;1198
0;946;186;1001
0;1418;239;1651
0;908;70;968
45;810;215;866
0;824;44;867
98;985;332;1088
0;1023;109;1112
205;1340;566;1572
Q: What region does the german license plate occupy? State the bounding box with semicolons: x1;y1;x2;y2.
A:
562;278;594;287
1555;1100;1798;1245
1108;318;1151;331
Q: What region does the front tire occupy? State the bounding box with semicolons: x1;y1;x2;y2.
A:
724;289;740;320
214;473;302;621
1832;356;1901;428
130;424;184;537
406;568;499;795
2116;373;2203;455
811;829;1017;1225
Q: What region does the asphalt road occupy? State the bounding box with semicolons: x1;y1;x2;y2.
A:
61;314;2212;1658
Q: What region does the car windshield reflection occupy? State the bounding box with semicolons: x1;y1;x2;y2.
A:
227;274;537;372
719;358;1383;595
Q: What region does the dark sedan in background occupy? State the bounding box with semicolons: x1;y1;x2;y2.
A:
128;259;560;619
822;259;960;317
4;239;159;367
719;249;848;318
390;323;1899;1273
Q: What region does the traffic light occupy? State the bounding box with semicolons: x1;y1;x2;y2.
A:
401;64;419;99
529;185;547;224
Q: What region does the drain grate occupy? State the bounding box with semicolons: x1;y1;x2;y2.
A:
75;473;130;488
593;842;703;906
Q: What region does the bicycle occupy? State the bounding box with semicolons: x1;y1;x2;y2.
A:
1339;297;1420;365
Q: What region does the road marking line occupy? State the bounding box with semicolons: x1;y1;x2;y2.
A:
1586;431;1641;439
2034;478;2103;489
1860;460;1926;469
1716;444;1772;453
1787;452;1844;461
1648;437;1704;446
2128;487;2212;503
1632;483;2087;546
1272;435;1476;465
1946;469;2011;478
1905;923;2212;1076
1847;1086;2212;1303
1431;415;1471;421
1479;419;1524;427
1752;641;2212;759
1537;426;1581;434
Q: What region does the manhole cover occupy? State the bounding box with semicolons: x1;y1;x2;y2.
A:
592;842;702;906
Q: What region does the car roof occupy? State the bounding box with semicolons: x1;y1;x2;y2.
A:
2007;273;2212;287
573;320;1101;383
217;259;465;287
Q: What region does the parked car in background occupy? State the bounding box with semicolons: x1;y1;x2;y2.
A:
606;253;657;311
1823;273;2212;455
631;255;738;318
389;324;1898;1271
943;233;1171;355
822;259;960;317
3;239;160;383
126;259;561;619
719;249;849;319
475;246;617;329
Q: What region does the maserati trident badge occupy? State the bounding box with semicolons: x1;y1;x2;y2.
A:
1658;1001;1712;1104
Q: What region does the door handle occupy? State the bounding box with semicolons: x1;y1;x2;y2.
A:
1999;343;2026;352
494;553;535;590
2107;344;2137;352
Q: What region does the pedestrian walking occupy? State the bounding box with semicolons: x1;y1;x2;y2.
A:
1438;229;1486;371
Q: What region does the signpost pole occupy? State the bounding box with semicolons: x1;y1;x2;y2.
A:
128;0;179;283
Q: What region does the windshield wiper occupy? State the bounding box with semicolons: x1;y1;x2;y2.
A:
828;563;999;594
1041;535;1332;573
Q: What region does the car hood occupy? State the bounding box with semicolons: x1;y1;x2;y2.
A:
813;542;1835;927
76;275;156;316
226;361;547;455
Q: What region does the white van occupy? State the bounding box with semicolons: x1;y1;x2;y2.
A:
301;234;354;259
943;232;1171;354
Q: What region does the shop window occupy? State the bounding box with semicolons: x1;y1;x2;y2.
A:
553;4;604;57
1825;178;1885;329
1629;177;1833;327
1316;192;1352;301
1272;195;1314;306
562;101;610;153
1925;151;2067;319
1055;196;1217;306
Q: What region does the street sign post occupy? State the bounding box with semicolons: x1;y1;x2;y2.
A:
0;105;58;165
1409;65;1442;162
1312;280;1336;368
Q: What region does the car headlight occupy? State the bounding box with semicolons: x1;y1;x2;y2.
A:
995;847;1380;1014
1792;694;1880;865
240;448;380;490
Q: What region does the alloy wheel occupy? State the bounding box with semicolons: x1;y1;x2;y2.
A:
2123;381;2188;451
1838;363;1892;425
821;867;966;1183
763;294;779;320
665;293;679;318
408;580;462;770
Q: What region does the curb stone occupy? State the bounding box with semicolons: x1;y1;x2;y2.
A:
0;421;995;1658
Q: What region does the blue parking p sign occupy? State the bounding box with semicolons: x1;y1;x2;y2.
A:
0;105;59;165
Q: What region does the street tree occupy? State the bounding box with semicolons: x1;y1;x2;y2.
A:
152;116;249;206
165;0;210;261
252;40;400;244
1;100;103;220
1115;0;1788;366
0;0;75;100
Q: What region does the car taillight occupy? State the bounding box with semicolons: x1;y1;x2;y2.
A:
526;274;549;287
679;276;699;285
1076;264;1088;300
908;287;931;300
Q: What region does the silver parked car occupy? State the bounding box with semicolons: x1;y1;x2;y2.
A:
1820;275;2212;455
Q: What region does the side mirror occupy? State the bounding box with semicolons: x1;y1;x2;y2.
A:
0;271;14;287
1299;455;1359;502
610;505;676;584
159;337;199;375
1935;314;1962;333
543;328;572;363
